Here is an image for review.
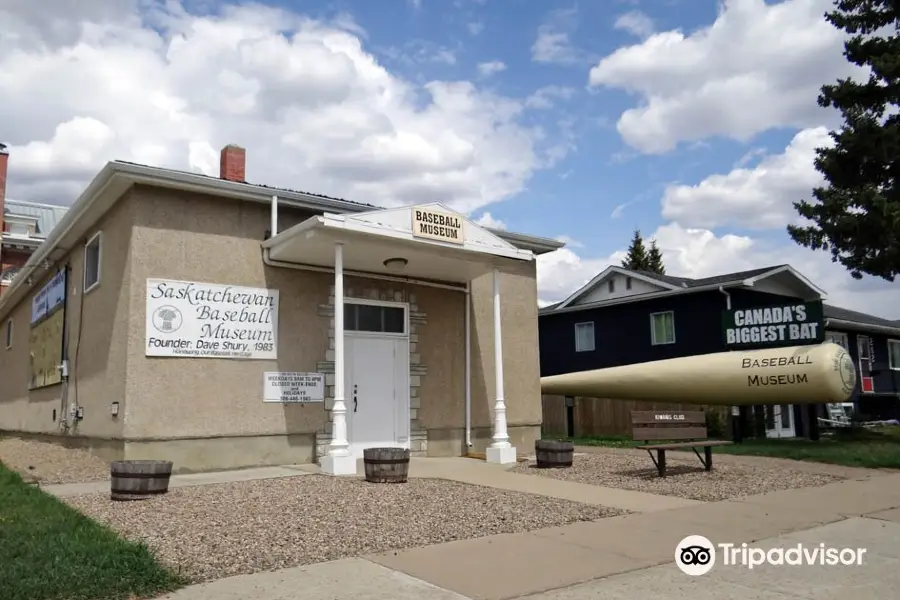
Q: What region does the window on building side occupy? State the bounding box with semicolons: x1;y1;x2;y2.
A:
889;340;900;370
84;232;102;293
626;277;632;290
650;311;676;345
825;331;849;349
574;322;595;352
5;319;12;349
608;280;615;293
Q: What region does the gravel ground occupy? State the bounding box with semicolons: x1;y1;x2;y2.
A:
510;452;843;502
64;475;624;582
0;437;109;484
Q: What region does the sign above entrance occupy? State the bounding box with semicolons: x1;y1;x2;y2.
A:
263;372;324;403
722;301;824;350
411;208;465;245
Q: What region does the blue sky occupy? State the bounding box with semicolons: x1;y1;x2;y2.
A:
244;0;804;260
3;0;897;315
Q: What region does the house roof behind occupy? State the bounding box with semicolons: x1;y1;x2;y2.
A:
3;199;70;239
824;304;900;330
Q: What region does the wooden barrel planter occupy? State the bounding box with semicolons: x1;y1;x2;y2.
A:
535;439;574;468
363;447;410;483
110;460;174;501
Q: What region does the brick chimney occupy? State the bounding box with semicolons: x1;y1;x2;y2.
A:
219;144;246;183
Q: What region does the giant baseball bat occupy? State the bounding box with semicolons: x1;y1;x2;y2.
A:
540;342;856;405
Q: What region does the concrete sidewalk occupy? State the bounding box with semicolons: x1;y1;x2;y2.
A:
366;472;900;599
42;464;314;497
45;457;696;513
153;473;900;600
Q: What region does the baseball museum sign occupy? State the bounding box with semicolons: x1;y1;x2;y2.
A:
722;301;824;350
145;279;279;359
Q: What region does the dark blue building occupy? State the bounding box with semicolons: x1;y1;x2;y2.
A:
539;264;900;437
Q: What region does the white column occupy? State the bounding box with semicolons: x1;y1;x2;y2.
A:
486;267;516;464
321;242;357;476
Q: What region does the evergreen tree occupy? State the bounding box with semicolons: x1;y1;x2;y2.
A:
787;0;900;281
622;229;649;271
646;238;666;274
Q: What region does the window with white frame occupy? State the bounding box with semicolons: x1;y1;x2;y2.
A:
650;311;675;345
344;302;406;334
4;319;12;349
84;232;102;293
574;322;595;352
889;340;900;370
607;280;615;293
625;277;632;290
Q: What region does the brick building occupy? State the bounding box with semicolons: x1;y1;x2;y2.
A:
0;146;69;295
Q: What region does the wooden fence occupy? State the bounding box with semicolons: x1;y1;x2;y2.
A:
541;394;729;438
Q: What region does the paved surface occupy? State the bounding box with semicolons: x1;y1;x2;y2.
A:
43;465;313;497
41;455;900;598
45;457;697;512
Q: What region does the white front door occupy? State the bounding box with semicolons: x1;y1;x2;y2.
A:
765;404;796;438
345;334;410;458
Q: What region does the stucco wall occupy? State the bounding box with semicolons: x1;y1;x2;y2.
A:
3;183;543;469
0;196;133;444
124;185;541;463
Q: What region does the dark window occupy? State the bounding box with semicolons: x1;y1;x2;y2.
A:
626;277;632;290
344;303;405;334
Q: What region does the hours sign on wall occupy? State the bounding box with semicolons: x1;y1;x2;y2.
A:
263;372;325;403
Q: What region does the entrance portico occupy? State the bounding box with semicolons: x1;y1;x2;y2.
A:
261;203;534;475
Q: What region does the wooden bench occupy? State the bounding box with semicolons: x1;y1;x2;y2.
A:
630;410;733;477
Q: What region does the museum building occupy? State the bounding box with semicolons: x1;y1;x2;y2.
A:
0;145;562;474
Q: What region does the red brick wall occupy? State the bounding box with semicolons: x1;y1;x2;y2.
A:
0;248;30;296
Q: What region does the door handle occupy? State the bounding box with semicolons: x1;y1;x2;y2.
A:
353;384;358;413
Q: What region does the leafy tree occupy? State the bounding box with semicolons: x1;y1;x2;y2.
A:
622;229;649;270
787;0;900;281
646;238;666;274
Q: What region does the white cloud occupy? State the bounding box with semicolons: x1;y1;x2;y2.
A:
662;126;833;230
537;223;900;319
0;1;555;215
610;202;630;219
475;212;506;229
477;60;507;77
613;10;655;39
531;7;587;65
524;85;576;110
588;0;858;153
467;21;485;35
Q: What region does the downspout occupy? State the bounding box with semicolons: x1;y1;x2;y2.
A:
465;282;472;447
718;285;731;310
270;195;279;236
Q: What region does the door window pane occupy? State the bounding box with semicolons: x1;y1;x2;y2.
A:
356;304;382;332
383;307;405;333
344;303;406;334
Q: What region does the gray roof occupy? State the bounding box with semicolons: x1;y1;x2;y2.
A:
823;304;900;329
633;265;783;289
3;199;69;239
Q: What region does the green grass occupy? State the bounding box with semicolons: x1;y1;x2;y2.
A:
0;463;187;600
558;426;900;469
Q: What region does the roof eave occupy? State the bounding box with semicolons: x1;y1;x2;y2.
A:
826;318;900;337
543;280;746;315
